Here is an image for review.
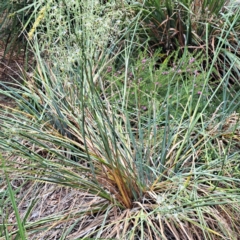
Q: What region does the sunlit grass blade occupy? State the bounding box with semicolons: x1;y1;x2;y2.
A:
1;156;27;240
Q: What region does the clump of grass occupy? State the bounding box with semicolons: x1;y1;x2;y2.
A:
1;54;240;238
132;0;240;85
0;0;240;239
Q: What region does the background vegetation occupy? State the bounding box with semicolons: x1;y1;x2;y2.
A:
0;0;35;58
0;0;240;239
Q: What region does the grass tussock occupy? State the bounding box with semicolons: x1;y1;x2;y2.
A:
0;0;240;239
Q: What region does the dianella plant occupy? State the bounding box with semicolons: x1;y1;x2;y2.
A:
0;0;240;239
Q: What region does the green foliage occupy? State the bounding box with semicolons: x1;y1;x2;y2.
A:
133;0;229;48
0;0;240;239
104;49;211;118
132;0;240;85
0;0;34;57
